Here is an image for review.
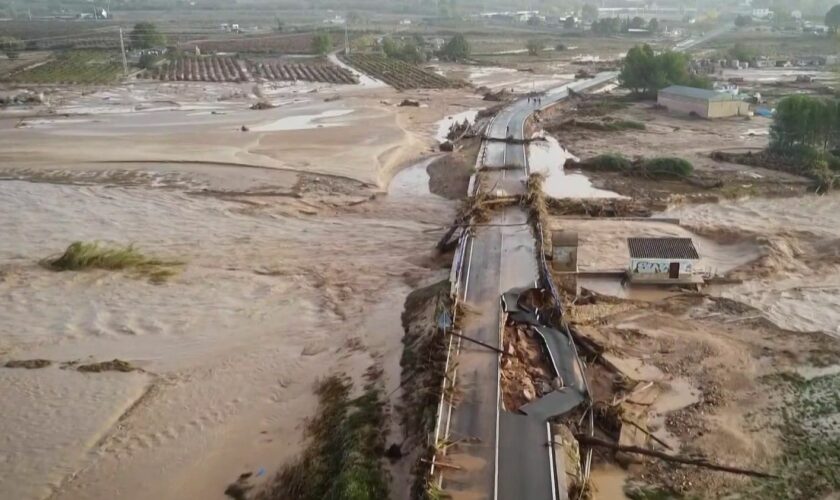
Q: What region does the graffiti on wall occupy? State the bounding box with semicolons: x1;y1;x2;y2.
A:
632;260;694;274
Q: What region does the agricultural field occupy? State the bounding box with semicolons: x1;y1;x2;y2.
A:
149;55;357;84
4;51;123;84
249;60;357;84
698;28;839;59
340;53;459;90
152;55;250;82
178;31;344;55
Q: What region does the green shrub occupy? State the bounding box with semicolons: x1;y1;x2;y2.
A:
586;153;633;171
640;157;694;177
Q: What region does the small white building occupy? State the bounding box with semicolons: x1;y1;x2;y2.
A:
628;237;702;284
752;8;773;18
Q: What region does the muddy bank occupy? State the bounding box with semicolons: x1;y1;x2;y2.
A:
426;138;479;200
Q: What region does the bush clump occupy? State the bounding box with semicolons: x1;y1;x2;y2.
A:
639;157;694;177
578;154;694;178
585;153;633;171
45;241;164;271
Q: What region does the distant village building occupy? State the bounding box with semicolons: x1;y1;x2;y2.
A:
752;7;773;18
551;231;579;296
627;237;701;284
657;85;751;118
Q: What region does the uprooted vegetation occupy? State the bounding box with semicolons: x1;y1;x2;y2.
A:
546;197;653;217
43;241;181;282
256;370;390;500
4;359;52;369
77;359;139;373
561;288;840;499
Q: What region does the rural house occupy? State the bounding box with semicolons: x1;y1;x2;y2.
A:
627;237;701;284
657;85;751;118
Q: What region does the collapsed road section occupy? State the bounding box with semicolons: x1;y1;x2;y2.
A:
429;73;617;500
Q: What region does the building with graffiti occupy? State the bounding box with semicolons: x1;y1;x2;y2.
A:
627;237;701;285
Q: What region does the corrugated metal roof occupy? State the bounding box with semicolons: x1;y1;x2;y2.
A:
628;237;700;259
659;85;735;102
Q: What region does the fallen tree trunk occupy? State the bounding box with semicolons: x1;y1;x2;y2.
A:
572;434;778;479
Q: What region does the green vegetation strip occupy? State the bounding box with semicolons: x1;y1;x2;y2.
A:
580;154;693;178
6;51;122;84
746;373;840;498
43;241;181;282
258;371;390;500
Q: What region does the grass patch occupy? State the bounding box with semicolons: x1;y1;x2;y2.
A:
6;50;122;84
744;372;840;498
43;241;181;282
584;153;633;172
639;157;694;178
258;369;390;500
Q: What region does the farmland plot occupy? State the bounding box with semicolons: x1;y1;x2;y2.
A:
250;61;356;84
340;53;460;91
179;32;344;55
151;55;357;84
4;51;123;85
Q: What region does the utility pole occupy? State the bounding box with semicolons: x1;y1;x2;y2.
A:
344;20;350;55
119;27;128;76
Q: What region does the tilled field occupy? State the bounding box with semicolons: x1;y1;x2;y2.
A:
178;32;343;55
149;55;357;84
339;53;459;90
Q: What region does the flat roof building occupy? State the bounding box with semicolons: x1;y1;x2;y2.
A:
657;85;751;118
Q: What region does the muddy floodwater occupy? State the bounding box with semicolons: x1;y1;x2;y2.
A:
0;159;452;499
664;194;840;337
528;135;622;199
